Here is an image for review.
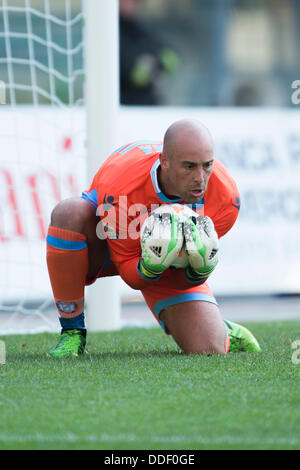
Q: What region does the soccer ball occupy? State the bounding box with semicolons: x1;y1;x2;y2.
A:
149;203;198;269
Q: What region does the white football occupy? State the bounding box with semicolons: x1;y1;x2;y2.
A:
149;203;198;269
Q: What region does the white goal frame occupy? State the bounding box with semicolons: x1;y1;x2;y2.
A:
84;0;121;331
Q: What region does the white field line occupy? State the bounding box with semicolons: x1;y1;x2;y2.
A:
0;433;299;447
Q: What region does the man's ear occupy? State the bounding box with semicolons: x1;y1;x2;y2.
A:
159;151;169;170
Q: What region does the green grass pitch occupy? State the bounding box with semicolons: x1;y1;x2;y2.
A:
0;321;300;450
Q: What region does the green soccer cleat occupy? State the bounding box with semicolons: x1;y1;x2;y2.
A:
224;320;261;353
47;329;86;358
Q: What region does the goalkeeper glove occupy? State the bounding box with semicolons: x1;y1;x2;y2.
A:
140;212;184;279
183;216;219;281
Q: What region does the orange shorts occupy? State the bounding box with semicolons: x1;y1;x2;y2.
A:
140;276;217;333
89;242;217;334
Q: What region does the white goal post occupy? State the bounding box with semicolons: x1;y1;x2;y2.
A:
84;0;121;331
0;0;121;333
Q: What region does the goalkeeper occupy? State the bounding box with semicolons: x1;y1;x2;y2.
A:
46;119;261;357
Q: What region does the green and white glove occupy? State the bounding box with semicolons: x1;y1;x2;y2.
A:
184;216;219;281
140;212;184;279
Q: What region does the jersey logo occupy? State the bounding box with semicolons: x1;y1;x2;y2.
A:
232;197;240;210
103;193;118;207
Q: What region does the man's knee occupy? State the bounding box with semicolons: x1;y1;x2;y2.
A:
50;197;98;236
160;301;227;356
179;330;227;356
182;336;226;356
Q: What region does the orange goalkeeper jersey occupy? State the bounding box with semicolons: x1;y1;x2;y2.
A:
82;140;240;290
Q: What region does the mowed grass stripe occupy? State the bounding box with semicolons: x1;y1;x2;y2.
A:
0;432;300;446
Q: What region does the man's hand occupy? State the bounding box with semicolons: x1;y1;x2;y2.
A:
140;212;184;279
184;216;219;281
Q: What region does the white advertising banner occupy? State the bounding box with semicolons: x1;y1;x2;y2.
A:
0;107;86;302
0;106;299;301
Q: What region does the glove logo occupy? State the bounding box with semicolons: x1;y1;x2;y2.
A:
149;245;162;258
209;248;218;260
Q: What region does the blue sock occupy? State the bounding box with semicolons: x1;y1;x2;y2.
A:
59;312;86;331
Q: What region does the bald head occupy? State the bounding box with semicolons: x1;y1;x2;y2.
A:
159;119;215;203
163;119;214;160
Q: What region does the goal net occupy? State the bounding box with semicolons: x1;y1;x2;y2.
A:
0;0;87;334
